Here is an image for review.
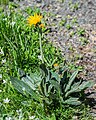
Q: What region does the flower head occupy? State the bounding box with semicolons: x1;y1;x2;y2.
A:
5;116;12;120
3;80;7;84
27;13;42;26
29;116;35;119
10;22;16;26
3;98;10;103
53;63;59;67
39;23;45;28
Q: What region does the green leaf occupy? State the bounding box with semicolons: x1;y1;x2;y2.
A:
44;83;49;97
65;70;78;92
62;70;67;82
40;78;45;95
65;81;94;97
50;113;56;120
21;72;42;90
63;97;81;105
21;76;36;90
61;71;68;91
44;97;52;105
10;77;40;102
30;72;42;85
50;80;60;92
65;81;81;97
51;71;60;83
79;81;94;90
46;70;51;82
40;64;48;76
48;84;53;94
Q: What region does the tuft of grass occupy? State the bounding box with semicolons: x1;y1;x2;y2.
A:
0;0;15;5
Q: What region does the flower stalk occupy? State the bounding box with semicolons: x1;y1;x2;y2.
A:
39;31;44;63
27;13;44;63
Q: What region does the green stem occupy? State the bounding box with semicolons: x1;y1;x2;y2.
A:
39;32;44;63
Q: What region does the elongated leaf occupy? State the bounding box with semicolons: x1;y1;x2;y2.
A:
44;83;49;97
50;80;60;92
62;70;67;82
65;81;81;97
11;77;40;102
63;97;81;105
40;64;48;76
65;81;94;97
21;72;42;90
21;76;36;90
71;80;81;89
44;97;52;105
46;70;51;82
61;71;68;92
30;72;42;85
79;81;94;90
65;70;78;92
48;84;53;94
59;66;68;74
40;78;45;95
51;71;60;83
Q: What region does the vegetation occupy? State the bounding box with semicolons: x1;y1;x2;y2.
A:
0;2;94;120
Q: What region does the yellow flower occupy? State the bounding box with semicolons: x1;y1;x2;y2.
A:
27;13;42;26
39;23;45;28
53;63;59;67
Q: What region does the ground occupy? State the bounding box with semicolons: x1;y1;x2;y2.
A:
2;0;96;118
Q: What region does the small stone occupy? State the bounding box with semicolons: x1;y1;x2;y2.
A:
56;15;62;18
72;116;78;120
93;84;96;90
36;0;42;3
